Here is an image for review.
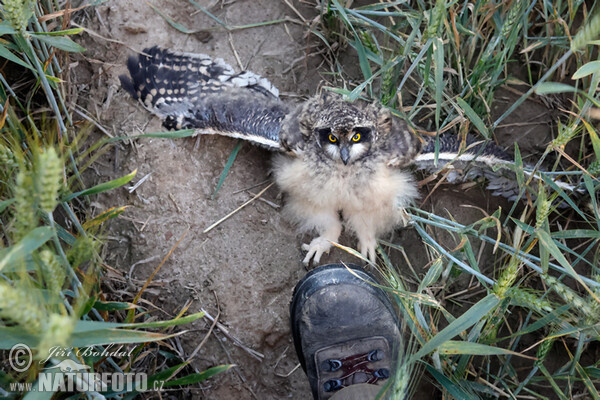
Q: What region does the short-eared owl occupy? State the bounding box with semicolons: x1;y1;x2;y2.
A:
120;47;575;265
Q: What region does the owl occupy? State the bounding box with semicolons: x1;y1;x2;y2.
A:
119;47;578;265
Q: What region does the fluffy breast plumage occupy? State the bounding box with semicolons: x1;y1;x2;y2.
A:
272;151;418;252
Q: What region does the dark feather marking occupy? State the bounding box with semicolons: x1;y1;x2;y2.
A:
119;46;285;149
163;90;287;149
421;134;512;161
414;134;581;202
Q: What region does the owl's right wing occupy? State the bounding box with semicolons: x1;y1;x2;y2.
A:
119;46;288;151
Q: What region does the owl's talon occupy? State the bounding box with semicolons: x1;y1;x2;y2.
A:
359;238;377;263
302;237;333;266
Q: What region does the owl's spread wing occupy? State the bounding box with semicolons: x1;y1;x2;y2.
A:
412;135;581;200
119;46;287;150
380;113;422;167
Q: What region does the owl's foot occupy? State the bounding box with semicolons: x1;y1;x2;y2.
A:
302;237;333;266
359;237;377;263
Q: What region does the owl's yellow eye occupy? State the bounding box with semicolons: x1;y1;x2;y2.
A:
352;133;361;142
328;134;338;143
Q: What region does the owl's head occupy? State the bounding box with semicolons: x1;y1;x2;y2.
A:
291;92;419;166
302;93;384;165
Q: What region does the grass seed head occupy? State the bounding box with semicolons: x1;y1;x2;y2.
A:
39;249;65;296
37;313;75;360
494;257;520;297
572;9;600;52
510;288;553;313
0;142;17;169
542;273;594;317
551;123;578;148
535;335;555;367
0;282;44;333
1;0;35;34
67;235;97;269
588;160;600;176
13;169;37;241
500;0;523;40
535;186;550;229
36;147;62;213
425;0;445;39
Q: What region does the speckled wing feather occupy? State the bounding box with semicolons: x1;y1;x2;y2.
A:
119;46;287;150
412;135;581;200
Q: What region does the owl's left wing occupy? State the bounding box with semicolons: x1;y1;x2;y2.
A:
411;135;582;200
119;46;287;151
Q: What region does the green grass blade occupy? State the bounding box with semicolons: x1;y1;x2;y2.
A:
425;364;474;398
187;0;227;27
538;364;570;400
127;129;197;139
418;258;444;292
344;8;405;44
122;311;205;329
163;365;233;386
212;140;243;200
0;20;16;35
534;82;578;94
438;341;535;359
457;97;489;139
62;170;137;202
585;367;600;379
575;362;600;400
413;223;495;285
502;304;570;339
23;370;58;400
148;361;190;383
0;226;54;272
397;39;431;93
92;301;140;311
148;2;200;34
74;320;123;332
31;34;86;52
536;230;600;303
583;175;599;231
572;60;600;80
82;205;128;230
433;37;444;131
583;119;600;160
70;329;184;347
0;327;38;348
351;37;373;82
0;198;16;213
551;229;600;239
73;312;205;332
493;50;573;129
409;294;500;363
33;28;84;36
540;174;589;223
0;42;36;71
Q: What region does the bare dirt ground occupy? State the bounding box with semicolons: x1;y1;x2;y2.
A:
71;1;558;398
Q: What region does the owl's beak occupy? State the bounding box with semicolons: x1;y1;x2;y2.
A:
340;146;350;165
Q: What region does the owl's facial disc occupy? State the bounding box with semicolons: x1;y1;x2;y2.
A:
315;126;373;165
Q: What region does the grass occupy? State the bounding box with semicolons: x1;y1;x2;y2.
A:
0;1;229;398
312;0;600;398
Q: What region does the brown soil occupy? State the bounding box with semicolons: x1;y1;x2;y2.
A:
71;1;557;398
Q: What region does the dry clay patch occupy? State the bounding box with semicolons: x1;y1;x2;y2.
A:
73;0;554;398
